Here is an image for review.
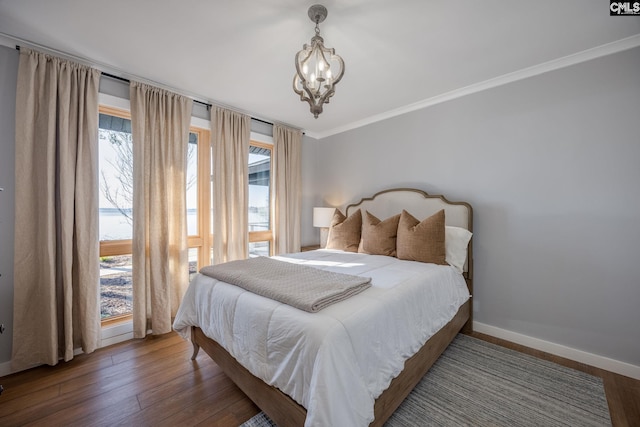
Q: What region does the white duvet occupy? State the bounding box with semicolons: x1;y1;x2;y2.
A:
173;249;470;427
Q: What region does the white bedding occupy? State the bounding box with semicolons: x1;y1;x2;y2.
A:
173;249;470;427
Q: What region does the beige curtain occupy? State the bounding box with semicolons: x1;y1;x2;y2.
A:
130;82;193;338
212;107;250;263
12;48;101;370
273;124;303;254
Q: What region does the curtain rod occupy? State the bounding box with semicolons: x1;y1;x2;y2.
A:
102;72;209;109
102;72;277;128
14;44;281;130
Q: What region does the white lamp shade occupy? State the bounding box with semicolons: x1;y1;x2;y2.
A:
313;207;335;228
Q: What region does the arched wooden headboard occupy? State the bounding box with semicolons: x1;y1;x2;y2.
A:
344;188;473;291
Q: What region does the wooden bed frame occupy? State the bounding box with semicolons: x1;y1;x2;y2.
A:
190;188;473;426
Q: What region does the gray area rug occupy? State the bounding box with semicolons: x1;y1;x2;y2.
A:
240;334;611;426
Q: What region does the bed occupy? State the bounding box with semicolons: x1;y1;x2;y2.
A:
173;188;473;426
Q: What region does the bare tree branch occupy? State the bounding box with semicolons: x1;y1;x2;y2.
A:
100;129;198;227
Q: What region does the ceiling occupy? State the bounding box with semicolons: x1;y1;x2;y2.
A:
0;1;638;138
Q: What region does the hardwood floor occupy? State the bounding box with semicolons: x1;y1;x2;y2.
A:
0;331;638;427
0;333;260;427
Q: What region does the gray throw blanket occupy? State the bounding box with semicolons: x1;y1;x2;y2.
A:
199;257;372;312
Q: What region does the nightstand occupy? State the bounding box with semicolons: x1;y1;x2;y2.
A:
301;245;321;252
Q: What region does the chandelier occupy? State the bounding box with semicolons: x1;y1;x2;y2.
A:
293;4;345;118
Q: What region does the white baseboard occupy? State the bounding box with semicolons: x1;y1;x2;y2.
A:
474;321;640;380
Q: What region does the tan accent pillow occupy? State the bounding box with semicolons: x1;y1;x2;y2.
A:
359;211;400;257
326;209;362;252
396;209;446;264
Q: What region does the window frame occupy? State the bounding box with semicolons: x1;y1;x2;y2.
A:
187;126;212;270
248;140;274;256
99;105;212;325
98;107;274;325
98;105;134;326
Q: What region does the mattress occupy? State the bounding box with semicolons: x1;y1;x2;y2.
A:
173;249;470;426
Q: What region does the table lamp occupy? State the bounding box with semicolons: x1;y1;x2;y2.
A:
313;207;335;248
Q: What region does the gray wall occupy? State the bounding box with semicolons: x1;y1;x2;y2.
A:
0;45;18;364
301;135;321;246
308;47;640;367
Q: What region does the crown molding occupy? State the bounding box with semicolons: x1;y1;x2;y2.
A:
313;34;640;140
3;31;639;141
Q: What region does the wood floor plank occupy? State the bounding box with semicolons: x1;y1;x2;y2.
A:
119;373;239;426
198;397;261;427
25;396;142;427
136;357;221;409
110;332;186;365
57;339;188;395
603;371;640;427
0;346;195;425
0;354;114;402
199;412;241;427
0;385;60;418
604;373;628;427
0;333;179;404
61;354;218;427
148;381;246;427
1;331;637;427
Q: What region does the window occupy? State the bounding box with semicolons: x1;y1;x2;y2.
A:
99;105;212;323
98;106;134;322
248;141;273;257
98;106;270;321
187;127;212;276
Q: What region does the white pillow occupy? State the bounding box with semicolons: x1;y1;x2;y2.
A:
445;226;472;273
